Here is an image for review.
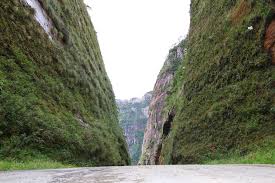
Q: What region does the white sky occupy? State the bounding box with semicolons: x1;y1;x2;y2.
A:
84;0;190;99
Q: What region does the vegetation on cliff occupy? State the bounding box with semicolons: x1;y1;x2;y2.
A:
0;0;130;167
117;92;152;165
139;40;185;165
158;0;275;164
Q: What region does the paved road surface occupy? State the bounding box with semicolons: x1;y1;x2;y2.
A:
0;165;274;183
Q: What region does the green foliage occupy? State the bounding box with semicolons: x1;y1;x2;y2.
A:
205;136;275;164
117;93;152;165
0;0;130;166
0;150;73;170
160;0;275;164
0;160;72;171
0;156;73;171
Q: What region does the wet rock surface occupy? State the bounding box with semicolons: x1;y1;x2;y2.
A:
0;165;274;183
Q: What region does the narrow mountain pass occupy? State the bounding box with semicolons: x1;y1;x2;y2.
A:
0;165;274;183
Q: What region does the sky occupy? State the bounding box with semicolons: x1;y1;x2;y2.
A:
84;0;190;99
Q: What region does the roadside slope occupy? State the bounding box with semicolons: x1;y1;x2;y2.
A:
0;0;130;166
141;0;275;165
160;0;275;164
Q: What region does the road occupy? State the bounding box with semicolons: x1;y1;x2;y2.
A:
0;165;274;183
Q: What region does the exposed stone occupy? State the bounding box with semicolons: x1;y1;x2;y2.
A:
139;40;185;165
23;0;54;39
264;20;275;65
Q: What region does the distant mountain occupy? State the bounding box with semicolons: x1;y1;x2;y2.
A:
117;92;152;164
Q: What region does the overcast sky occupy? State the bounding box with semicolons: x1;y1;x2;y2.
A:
84;0;190;99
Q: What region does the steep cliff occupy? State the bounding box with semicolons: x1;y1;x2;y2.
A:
142;0;275;165
0;0;130;166
139;41;185;165
117;92;152;165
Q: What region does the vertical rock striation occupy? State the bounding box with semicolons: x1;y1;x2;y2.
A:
139;41;185;165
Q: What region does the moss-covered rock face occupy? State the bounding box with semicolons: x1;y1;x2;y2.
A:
158;0;275;164
0;0;130;166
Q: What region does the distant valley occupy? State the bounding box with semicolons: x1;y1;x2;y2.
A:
117;92;152;164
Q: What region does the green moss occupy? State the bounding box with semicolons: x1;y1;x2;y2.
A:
160;0;274;164
0;160;72;171
0;0;130;166
0;151;74;171
205;136;275;164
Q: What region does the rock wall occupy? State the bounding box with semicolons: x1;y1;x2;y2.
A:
139;41;185;165
158;0;275;164
0;0;130;166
